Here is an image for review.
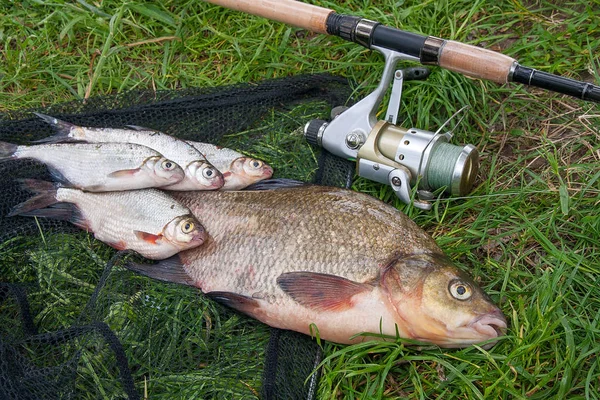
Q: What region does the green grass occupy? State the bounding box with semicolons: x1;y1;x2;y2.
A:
1;0;600;399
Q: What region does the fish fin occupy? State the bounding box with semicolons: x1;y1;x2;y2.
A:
134;230;162;244
32;112;78;143
46;166;73;186
9;179;90;228
277;272;371;312
125;256;195;286
206;291;260;316
124;124;153;131
106;240;128;251
107;168;141;178
78;184;104;192
12;203;87;228
0;141;17;162
8;179;59;217
244;178;308;191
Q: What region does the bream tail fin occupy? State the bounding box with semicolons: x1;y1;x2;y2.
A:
32;112;77;144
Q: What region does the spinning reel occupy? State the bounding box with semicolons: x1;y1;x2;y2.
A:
304;47;479;210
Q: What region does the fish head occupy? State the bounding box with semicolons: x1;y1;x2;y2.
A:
224;157;273;189
146;156;185;184
187;160;224;190
161;214;207;250
229;157;273;178
239;157;273;179
383;253;507;349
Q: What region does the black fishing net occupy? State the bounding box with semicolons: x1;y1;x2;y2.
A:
0;74;355;399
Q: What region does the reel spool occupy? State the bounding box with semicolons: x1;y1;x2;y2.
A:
356;121;479;197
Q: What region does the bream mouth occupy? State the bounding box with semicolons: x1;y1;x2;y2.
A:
471;312;508;338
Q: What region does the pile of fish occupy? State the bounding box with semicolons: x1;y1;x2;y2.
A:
2;113;273;259
4;114;507;348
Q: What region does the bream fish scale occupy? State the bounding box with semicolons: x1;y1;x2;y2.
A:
34;113;224;191
10;181;207;260
0;141;184;191
128;183;506;348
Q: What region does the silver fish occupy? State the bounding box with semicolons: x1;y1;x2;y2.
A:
0;141;184;191
128;181;507;348
34;113;224;191
10;180;207;260
186;141;273;190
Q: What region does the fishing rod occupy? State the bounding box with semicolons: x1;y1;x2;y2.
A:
204;0;600;209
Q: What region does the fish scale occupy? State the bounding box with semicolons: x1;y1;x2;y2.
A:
54;188;206;259
174;186;437;290
11;182;207;260
131;183;506;347
1;141;184;191
34;113;224;191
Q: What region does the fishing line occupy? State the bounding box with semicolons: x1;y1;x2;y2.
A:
426;142;464;192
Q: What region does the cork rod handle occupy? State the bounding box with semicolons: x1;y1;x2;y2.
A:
203;0;333;34
439;41;516;84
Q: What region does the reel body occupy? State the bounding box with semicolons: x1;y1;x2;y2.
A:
304;47;479;210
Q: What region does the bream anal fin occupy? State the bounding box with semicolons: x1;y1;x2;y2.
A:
277;272;372;312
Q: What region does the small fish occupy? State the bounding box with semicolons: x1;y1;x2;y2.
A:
34;113;224;191
186;141;273;190
0;141;184;191
10;180;207;260
127;180;507;348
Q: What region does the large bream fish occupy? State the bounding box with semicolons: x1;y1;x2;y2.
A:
10;180;207;260
186;140;273;190
128;181;507;348
34;113;224;191
0;141;184;191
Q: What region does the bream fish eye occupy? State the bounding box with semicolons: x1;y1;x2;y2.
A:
449;280;472;301
181;220;195;233
162;160;174;170
251;160;262;169
203;168;215;179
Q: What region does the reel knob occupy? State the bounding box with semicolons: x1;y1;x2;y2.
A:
304;119;328;147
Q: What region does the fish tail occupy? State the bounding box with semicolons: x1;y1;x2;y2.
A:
0;141;18;162
10;179;88;229
32;112;77;143
8;179;60;217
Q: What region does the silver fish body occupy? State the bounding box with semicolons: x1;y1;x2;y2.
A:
34;114;224;191
186;141;273;190
130;183;507;347
10;181;207;260
0;141;184;191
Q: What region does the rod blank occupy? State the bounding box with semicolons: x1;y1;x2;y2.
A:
204;0;600;102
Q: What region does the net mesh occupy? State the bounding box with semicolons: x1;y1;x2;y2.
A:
0;73;355;399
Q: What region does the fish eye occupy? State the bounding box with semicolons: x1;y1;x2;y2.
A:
250;160;262;169
162;160;174;170
181;220;195;233
202;168;215;179
449;280;472;301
